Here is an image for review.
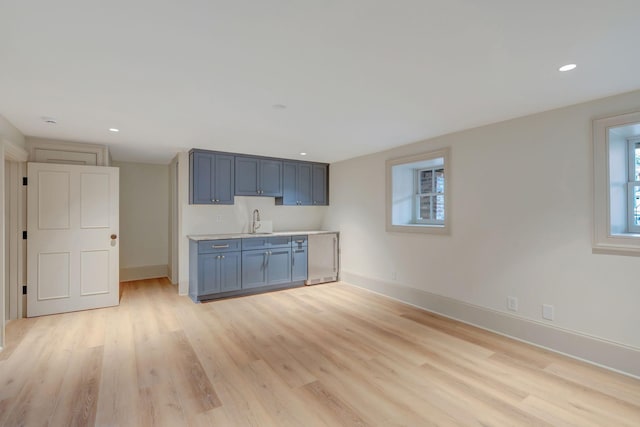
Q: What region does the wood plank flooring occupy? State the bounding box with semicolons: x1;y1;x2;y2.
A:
1;278;639;426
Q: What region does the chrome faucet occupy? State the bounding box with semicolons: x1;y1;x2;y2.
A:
251;209;261;233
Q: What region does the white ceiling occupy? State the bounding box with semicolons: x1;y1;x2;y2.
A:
2;1;640;165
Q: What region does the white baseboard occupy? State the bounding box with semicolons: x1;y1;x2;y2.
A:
342;271;640;379
120;264;169;282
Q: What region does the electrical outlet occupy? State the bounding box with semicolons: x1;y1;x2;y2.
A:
542;304;554;320
216;215;223;222
507;296;518;312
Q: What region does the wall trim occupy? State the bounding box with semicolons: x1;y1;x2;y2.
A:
341;270;640;379
2;138;28;162
120;264;169;282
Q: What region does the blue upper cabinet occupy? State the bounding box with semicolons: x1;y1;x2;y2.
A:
312;164;328;205
279;162;313;206
277;161;328;206
235;156;283;197
189;150;235;205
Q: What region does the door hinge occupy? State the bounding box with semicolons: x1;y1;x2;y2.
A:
23;177;28;186
22;285;27;295
22;231;27;240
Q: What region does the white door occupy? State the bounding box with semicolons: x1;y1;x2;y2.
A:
27;162;119;317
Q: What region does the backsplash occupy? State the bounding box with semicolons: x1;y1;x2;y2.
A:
182;196;327;236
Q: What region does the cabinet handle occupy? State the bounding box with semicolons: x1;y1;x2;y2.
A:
221;255;225;259
295;240;304;243
213;244;229;249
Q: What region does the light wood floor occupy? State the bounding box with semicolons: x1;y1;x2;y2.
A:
1;279;639;426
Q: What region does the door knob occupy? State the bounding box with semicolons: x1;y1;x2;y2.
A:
110;234;117;240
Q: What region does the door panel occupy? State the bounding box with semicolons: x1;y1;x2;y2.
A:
191;152;214;204
260;160;282;196
80;250;110;295
199;254;220;295
282;162;297;205
38;171;70;229
214;154;235;204
27;162;119;317
267;248;291;285
235;157;259;195
242;250;267;289
292;248;308;282
312;164;327;205
220;252;241;292
80;173;110;227
298;163;313;205
38;252;70;299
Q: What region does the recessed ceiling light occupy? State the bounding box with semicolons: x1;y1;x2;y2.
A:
108;128;120;132
273;104;287;109
300;152;307;156
558;63;577;72
42;116;57;124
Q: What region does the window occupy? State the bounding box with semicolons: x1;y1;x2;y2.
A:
593;111;640;255
386;148;450;234
416;167;445;224
627;137;640;233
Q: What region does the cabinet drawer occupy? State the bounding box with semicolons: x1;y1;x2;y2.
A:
242;236;291;250
198;239;241;254
291;235;308;248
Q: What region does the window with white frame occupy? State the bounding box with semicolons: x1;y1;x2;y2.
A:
386;148;450;234
415;167;445;224
593;111;640;255
627;137;640;233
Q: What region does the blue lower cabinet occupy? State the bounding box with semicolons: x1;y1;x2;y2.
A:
242;250;269;289
199;252;241;295
292;247;308;282
266;248;292;285
242;247;292;289
190;235;308;301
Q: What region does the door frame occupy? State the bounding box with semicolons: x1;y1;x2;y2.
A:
0;138;28;350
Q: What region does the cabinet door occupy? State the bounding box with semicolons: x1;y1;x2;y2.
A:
219;252;241;292
266;248;292;285
259;160;283;196
242;250;268;289
281;162;298;205
312;164;328;205
199;253;221;294
291;247;308;282
214;154;235;204
191;151;215;204
235;157;259;195
297;163;313;205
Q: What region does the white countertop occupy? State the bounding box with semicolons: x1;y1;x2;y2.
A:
187;230;338;241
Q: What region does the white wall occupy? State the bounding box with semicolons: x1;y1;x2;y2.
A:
176;151;328;295
113;161;170;281
324;89;640;352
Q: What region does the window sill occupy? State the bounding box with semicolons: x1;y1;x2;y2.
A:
387;223;449;235
593;233;640;256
